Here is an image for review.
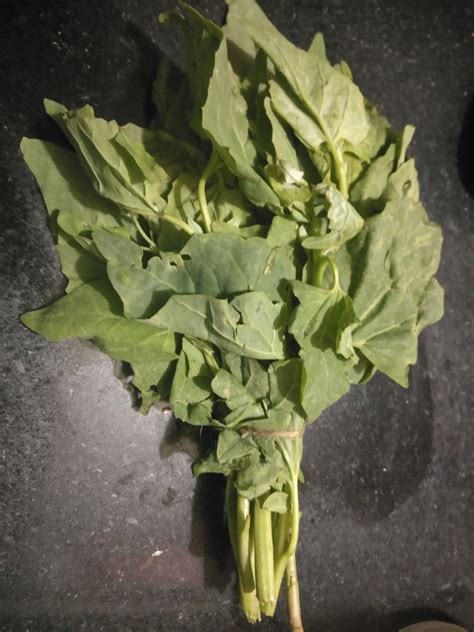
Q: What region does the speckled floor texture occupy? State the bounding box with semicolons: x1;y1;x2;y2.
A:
1;1;473;631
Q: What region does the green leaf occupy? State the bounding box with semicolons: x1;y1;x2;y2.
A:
151;56;195;142
20;138;121;228
231;292;288;359
44;100;167;217
224;401;266;427
229;0;368;142
268;359;302;412
345;352;377;385
416;278;444;334
201;36;280;209
289;280;357;349
131;360;176;414
288;279;356;420
350;144;396;215
307;32;327;59
208;181;253;227
212;369;255;410
242;358;270;401
170;337;215;425
217;429;257;464
235;451;284;500
344;102;389;164
152;292;287;360
395;124;415;168
346;199;443;385
266;216;299;248
222;352;243;380
192;450;232;477
269;79;325;157
180;234;279;298
223;0;257;77
300;346;351;421
302;184;364;252
122;124;206;181
262;490;288;513
385;159;420;202
229;0;369;195
21;279;176;365
172;5;222;134
98;232;296;319
55;234;106;292
93;230;143;267
263;97;301;170
265;161;312;209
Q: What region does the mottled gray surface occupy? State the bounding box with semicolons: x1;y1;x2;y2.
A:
1;1;473;631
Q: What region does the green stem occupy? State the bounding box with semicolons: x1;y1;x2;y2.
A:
305;101;348;197
132;215;158;252
272;434;302;609
314;255;339;289
330;142;348;198
226;479;260;623
314;253;327;287
273;502;290;565
237;495;254;593
239;579;261;623
272;474;300;609
286;554;304;632
161;213;194;235
198;148;220;232
327;256;340;289
254;499;275;612
314;259;328;287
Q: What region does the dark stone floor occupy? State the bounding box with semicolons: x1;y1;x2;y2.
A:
1;1;473;630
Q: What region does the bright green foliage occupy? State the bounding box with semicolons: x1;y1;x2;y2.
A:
21;1;443;627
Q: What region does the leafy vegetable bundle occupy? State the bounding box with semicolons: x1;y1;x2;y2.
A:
21;1;443;629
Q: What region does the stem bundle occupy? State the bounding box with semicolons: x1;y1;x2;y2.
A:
225;436;304;630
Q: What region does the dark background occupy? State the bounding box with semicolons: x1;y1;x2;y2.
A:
1;1;473;630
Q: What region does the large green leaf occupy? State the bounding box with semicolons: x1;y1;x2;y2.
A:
300;346;351;421
227;0;369;195
20;137;123;290
45;100;167;217
121;124;206;181
21;279;176;365
223;0;257;77
56;233;106;293
346;199;443;385
288;280;356;420
151;291;287;360
20;138;121;227
201;36;280;209
95;232;296;318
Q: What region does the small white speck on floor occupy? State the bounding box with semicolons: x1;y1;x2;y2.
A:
126;517;138;526
152;549;164;557
14;360;25;373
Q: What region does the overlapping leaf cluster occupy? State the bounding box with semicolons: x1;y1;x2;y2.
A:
21;0;443;625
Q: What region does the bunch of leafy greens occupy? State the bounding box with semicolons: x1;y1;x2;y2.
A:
21;1;443;629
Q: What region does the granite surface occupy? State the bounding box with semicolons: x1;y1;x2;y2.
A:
0;0;473;630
